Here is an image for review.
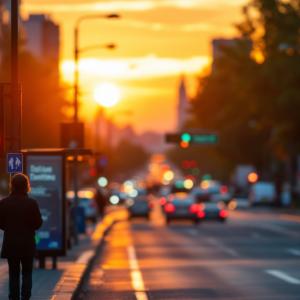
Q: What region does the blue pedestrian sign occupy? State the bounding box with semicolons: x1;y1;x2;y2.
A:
7;153;23;173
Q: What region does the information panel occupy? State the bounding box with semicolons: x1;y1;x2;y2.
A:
26;155;63;252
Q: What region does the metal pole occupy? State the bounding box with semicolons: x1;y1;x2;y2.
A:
73;27;79;245
11;0;19;154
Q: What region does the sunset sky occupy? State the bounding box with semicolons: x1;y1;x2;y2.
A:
21;0;248;134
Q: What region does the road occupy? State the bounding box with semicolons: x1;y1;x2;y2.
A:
77;205;300;299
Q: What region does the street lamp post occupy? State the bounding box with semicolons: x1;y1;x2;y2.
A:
72;13;120;245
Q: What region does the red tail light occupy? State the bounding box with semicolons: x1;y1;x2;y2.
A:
197;211;205;218
189;204;199;213
220;186;228;194
148;201;155;209
164;203;175;213
219;210;228;218
159;197;167;206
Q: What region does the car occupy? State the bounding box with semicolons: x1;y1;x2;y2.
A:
67;189;98;223
197;202;228;222
126;188;153;219
164;192;199;225
249;182;276;206
190;187;210;202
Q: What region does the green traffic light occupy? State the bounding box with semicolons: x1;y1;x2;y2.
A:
181;133;191;143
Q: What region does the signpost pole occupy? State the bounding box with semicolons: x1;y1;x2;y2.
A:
11;0;20;159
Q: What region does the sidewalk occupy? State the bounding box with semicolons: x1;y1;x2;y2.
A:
0;209;127;300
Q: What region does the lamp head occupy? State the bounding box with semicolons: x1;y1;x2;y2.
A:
107;14;120;19
106;44;116;50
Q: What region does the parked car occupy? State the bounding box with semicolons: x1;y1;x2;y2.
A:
248;182;276;205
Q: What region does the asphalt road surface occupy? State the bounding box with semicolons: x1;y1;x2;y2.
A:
83;204;300;300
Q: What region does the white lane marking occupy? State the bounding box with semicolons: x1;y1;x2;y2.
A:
127;246;148;300
209;239;239;257
257;223;300;239
135;291;148;300
76;250;95;264
265;270;300;285
287;249;300;256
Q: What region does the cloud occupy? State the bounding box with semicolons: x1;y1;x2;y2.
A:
60;55;211;82
23;0;247;12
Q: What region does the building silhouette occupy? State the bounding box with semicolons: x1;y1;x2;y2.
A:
23;14;59;78
177;76;190;130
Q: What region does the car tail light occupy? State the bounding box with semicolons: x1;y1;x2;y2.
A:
197;211;205;218
220;186;228;194
164;203;175;213
148;201;155;209
159;197;167;206
219;210;228;218
189;204;199;213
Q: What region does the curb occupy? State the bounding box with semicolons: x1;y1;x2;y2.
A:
70;209;127;300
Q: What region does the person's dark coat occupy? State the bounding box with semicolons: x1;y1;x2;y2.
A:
0;190;43;258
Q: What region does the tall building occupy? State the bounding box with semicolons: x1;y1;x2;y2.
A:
177;76;190;130
23;14;59;78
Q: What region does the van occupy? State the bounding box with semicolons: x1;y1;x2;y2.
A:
249;182;276;205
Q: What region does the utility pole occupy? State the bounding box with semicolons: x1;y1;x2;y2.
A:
11;0;21;156
73;27;79;246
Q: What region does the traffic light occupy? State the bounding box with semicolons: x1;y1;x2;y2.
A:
0;85;4;153
166;131;219;146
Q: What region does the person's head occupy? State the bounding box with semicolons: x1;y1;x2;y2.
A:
9;173;31;194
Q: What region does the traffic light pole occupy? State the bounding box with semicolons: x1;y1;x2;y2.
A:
10;0;21;175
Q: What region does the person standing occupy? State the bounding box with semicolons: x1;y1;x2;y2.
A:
0;173;43;300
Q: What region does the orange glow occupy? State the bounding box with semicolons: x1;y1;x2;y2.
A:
248;172;258;183
199;203;205;211
181;141;189;148
228;200;237;210
201;180;210;189
22;1;246;134
159;197;167;206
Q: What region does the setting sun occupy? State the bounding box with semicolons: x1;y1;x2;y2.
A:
94;82;121;108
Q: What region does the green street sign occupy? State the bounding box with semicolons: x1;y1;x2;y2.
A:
165;131;219;146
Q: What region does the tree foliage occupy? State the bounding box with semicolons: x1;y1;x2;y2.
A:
168;0;300;182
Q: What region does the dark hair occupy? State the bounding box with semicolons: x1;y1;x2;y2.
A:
9;173;31;194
